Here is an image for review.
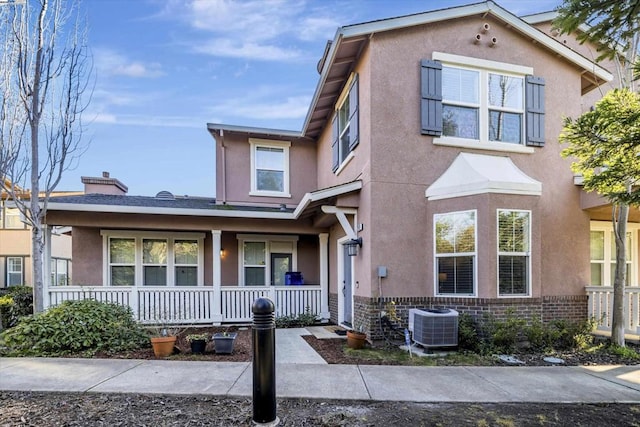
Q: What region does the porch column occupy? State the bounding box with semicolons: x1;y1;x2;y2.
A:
42;225;52;310
211;230;223;325
319;233;330;321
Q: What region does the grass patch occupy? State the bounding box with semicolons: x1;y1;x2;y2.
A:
344;345;493;366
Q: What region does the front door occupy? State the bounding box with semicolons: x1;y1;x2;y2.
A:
342;245;353;328
271;253;291;286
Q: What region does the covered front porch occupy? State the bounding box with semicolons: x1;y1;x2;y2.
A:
46;284;325;323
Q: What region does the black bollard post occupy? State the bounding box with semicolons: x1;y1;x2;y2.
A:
252;298;278;426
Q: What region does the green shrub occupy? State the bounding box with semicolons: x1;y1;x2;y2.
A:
0;294;14;330
0;299;150;356
275;308;318;328
457;313;481;352
546;318;596;350
296;307;317;327
0;286;33;331
479;310;526;353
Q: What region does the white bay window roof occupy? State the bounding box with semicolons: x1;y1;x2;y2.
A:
425;152;542;200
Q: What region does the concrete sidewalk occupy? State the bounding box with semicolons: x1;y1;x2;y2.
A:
1;328;639;403
1;356;639;403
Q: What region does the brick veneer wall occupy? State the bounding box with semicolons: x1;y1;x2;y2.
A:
328;294;588;340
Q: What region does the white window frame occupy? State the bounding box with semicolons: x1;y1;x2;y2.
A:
237;234;298;286
434;210;477;297
432;52;534;154
334;73;357;170
497;209;532;298
51;257;71;286
249;138;291;198
174;239;199;286
590;221;638;287
3;203;26;229
101;231;205;287
7;256;24;286
142;238;168;286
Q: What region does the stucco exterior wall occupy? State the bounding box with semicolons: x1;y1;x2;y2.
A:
350;15;592;301
71;227;102;285
215;133;317;206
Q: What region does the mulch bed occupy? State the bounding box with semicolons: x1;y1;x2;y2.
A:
88;325;640;367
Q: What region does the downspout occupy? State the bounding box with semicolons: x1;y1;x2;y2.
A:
219;129;227;204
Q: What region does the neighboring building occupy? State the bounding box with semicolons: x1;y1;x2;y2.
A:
42;2;639;335
0;182;76;289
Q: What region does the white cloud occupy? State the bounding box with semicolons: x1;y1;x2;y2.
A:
160;0;339;61
209;93;310;120
93;48;164;78
193;39;301;61
91;113;203;128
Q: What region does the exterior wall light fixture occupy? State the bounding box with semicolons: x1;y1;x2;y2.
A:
346;237;362;256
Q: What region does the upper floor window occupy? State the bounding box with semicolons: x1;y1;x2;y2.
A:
590;222;637;287
3;205;25;229
434;210;476;296
102;231;204;287
497;210;531;296
332;73;359;173
249;139;290;197
421;53;544;152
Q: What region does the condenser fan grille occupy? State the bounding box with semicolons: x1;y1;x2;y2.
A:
409;308;459;347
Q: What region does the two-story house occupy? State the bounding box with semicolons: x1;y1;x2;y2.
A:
1;180;75;289
41;2;640;336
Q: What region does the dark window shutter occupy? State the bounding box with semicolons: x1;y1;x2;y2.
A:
421;59;442;136
331;115;339;172
525;75;545;147
348;75;359;150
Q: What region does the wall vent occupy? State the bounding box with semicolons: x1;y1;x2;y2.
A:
408;308;458;347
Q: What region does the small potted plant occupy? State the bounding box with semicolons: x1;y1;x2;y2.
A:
186;333;209;354
346;323;367;349
213;330;238;354
149;325;179;357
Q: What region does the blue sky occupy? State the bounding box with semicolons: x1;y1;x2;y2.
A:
59;0;562;196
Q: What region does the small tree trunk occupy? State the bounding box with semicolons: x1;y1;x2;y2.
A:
611;203;628;347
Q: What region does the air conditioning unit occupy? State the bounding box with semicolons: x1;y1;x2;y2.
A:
408;308;459;348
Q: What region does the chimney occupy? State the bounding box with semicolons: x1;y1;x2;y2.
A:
81;171;128;195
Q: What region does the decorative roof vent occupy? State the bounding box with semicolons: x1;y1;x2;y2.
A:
155;190;175;200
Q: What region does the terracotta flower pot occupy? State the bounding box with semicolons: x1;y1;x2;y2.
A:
346;330;367;349
151;336;177;357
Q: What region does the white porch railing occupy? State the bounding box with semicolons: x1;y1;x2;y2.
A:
47;285;323;324
586;286;640;334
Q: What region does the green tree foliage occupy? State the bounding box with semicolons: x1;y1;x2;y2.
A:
554;0;640;61
560;89;640;204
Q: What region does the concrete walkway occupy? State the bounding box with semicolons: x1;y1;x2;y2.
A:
1;327;639;403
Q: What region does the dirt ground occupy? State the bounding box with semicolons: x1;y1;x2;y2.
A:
2;392;640;426
3;326;640;426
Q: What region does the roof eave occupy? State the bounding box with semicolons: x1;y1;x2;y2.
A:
207;123;304;139
45;202;295;220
